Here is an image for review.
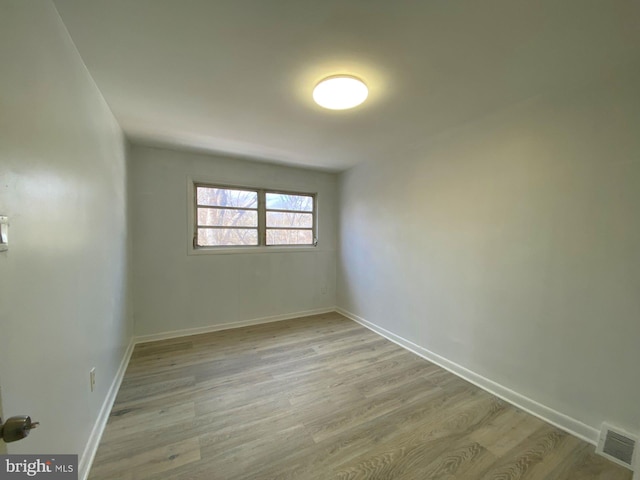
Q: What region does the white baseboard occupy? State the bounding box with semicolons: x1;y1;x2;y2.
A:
79;338;135;480
133;307;336;344
336;307;600;445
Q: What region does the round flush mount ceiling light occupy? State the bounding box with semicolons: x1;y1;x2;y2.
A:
313;75;368;110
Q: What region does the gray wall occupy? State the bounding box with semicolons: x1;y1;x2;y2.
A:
0;0;133;465
338;73;640;437
130;145;338;336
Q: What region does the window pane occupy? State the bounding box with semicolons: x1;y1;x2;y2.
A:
266;211;313;228
197;187;258;208
266;229;313;245
265;193;313;211
198;208;257;227
198;228;258;246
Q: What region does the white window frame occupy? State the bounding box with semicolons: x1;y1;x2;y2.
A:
188;180;318;255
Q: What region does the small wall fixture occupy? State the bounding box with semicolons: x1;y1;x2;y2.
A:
313;75;368;110
0;216;8;252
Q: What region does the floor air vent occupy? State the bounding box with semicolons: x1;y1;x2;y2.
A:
596;423;637;470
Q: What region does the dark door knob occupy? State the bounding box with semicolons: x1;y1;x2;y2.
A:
0;416;39;443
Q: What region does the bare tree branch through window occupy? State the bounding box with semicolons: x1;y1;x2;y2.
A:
194;185;315;248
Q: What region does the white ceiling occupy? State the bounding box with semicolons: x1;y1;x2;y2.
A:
53;0;640;171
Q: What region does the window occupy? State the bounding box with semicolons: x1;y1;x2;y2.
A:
194;183;316;249
195;186;259;247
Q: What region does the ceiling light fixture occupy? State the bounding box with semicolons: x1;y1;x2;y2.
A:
313;75;368;110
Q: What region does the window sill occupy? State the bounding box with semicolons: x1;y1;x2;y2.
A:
188;245;321;256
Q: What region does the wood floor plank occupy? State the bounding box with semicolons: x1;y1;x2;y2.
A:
88;313;632;480
90;437;201;480
104;402;196;441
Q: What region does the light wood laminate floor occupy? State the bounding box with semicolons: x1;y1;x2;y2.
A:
89;313;631;479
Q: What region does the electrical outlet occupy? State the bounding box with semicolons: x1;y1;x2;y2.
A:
89;368;96;392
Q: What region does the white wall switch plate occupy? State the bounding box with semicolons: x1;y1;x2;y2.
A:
0;216;8;252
